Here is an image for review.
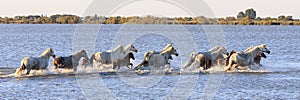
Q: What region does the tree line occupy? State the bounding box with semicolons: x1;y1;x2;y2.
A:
0;9;299;25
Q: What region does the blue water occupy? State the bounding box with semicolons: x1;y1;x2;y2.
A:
0;25;299;99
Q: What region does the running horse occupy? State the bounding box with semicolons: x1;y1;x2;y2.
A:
52;50;89;71
15;48;56;75
225;44;270;71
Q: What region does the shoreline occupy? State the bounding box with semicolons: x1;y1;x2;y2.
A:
0;24;299;26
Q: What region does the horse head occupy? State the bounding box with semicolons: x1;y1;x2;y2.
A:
124;43;138;53
171;47;179;56
216;46;228;58
49;48;56;57
160;44;179;56
257;44;270;54
43;48;55;58
80;50;89;60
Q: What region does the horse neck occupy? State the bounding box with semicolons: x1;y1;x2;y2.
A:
160;52;172;59
40;52;51;59
121;50;132;58
112;45;123;53
160;45;172;53
210;48;221;55
89;54;95;64
160;47;172;54
208;47;219;53
245;48;259;58
244;46;254;52
72;53;84;62
210;52;219;60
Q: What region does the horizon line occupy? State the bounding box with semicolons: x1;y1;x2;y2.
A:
0;14;298;19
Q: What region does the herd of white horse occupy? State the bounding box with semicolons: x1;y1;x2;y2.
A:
15;43;271;75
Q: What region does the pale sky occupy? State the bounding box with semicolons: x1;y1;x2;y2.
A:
0;0;299;18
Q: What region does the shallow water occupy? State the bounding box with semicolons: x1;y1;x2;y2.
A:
0;25;299;99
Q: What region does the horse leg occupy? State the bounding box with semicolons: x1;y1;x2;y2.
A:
26;67;31;75
200;60;206;70
112;62;116;70
205;59;212;70
190;61;199;71
225;59;234;71
128;63;133;69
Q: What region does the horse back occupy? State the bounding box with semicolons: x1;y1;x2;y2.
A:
59;56;74;69
21;56;40;69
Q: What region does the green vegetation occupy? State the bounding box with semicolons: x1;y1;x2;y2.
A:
0;8;299;25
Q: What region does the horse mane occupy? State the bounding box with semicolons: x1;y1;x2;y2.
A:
40;48;53;57
244;46;254;52
258;44;267;48
73;50;85;56
207;46;220;52
123;44;132;51
112;45;123;52
70;50;87;62
160;44;172;54
210;46;226;54
245;46;260;54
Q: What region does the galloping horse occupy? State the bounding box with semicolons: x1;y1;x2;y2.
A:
134;44;179;70
227;49;267;67
183;46;228;70
15;48;56;75
225;44;270;71
90;44;138;68
89;45;124;65
52;50;89;71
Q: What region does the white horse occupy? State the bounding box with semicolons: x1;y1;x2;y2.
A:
134;44;179;70
90;44;138;68
15;48;56;75
89;45;124;66
244;46;268;66
183;46;228;70
224;44;270;71
52;50;89;71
